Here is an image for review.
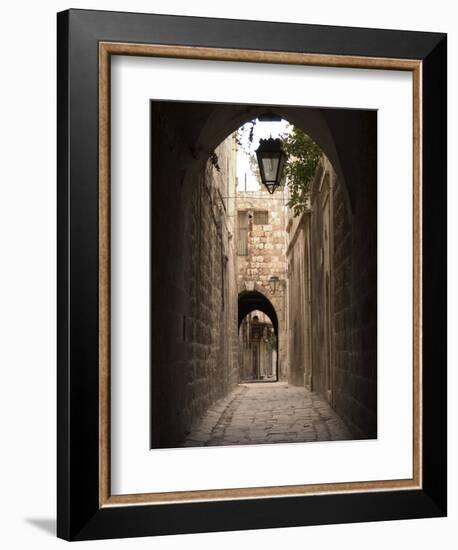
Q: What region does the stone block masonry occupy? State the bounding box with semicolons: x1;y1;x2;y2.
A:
287;150;377;440
150;120;239;447
236;188;288;380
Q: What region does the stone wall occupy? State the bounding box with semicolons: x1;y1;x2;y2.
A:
236;188;288;380
308;162;335;402
287;153;377;439
286;213;312;388
150;124;239;447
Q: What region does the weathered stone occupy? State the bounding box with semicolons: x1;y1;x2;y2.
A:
286;153;377;440
150;132;239;447
236;188;288;380
181;383;352;447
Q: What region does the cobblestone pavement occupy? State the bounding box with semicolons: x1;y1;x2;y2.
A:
182;382;353;447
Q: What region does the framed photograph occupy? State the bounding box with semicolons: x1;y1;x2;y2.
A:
57;9;447;541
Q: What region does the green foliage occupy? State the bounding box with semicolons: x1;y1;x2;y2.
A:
280;126;322;216
234;119;322;210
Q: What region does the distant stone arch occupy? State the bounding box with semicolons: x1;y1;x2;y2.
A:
238;290;279;381
238;290;279;336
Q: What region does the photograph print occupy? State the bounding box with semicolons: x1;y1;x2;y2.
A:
149;100;377;449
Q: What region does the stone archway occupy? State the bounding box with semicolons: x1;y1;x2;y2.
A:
238;290;279;382
181;104;349;210
150;100;377;446
238;290;279;334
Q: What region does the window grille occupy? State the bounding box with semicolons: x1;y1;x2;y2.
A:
253;210;268;225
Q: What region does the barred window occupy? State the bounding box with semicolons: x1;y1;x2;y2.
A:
253;210;268;225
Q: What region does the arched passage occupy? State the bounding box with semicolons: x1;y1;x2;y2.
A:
238;291;279;382
184;108;349;389
238;290;278;335
181;105;350;211
150;100;378;447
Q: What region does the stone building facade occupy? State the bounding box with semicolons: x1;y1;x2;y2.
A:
150;123;239;447
187;136;240;412
236;187;288;380
286;154;377;439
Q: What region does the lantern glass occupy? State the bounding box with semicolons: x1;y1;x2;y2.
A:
261;155;280;183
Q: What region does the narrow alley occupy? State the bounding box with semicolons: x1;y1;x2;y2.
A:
182;383;352;447
150;102;377;449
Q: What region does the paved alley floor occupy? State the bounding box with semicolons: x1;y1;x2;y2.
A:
182;382;353;447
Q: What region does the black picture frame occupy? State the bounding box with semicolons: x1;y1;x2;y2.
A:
57;8;447;541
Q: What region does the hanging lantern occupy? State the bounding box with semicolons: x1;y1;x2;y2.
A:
255;137;286;195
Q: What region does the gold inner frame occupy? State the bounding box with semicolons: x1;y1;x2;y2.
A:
98;42;422;507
